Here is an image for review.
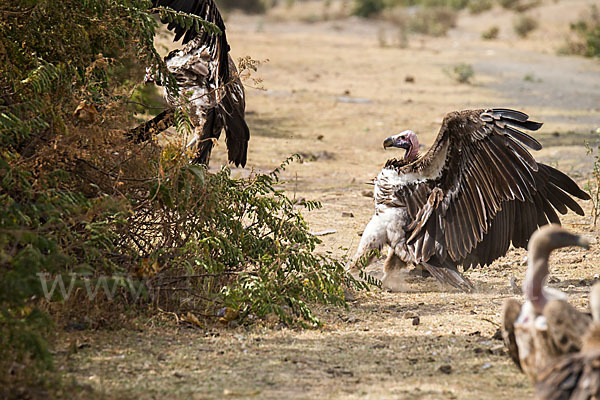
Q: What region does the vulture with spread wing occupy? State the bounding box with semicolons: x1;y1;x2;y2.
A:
348;108;590;291
143;0;249;167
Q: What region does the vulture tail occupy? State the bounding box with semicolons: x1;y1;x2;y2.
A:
420;261;474;292
222;92;250;167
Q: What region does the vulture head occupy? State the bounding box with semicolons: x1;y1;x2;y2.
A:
383;130;419;161
524;224;590;313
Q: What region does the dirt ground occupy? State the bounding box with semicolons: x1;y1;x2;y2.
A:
56;1;600;398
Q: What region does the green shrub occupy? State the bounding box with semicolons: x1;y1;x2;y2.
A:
449;63;475;83
468;0;493;14
352;0;386;17
498;0;519;9
514;15;538;37
409;7;458;36
563;5;600;58
482;25;500;39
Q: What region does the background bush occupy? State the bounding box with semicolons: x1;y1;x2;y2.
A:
0;0;364;387
561;5;600;58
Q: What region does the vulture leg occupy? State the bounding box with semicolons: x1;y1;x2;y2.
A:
347;215;388;274
502;298;523;371
382;250;408;292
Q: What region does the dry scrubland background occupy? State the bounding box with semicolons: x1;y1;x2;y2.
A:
58;0;600;398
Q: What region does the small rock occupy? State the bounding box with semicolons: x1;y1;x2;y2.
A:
157;353;167;361
492;328;503;341
438;365;452;374
405;75;415;83
403;311;419;319
342;211;354;218
473;347;483;354
174;372;185;378
469;310;477;315
412;317;420;326
481;363;492;370
317;134;324;141
595;273;600;280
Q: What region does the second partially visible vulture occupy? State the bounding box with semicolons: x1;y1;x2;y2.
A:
501;225;591;382
348;108;590;291
536;282;600;400
138;0;250;167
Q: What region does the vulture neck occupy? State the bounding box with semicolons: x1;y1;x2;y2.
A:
584;283;600;350
524;253;549;314
385;153;422;170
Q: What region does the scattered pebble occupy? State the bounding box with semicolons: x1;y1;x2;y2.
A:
481;363;492;370
361;190;373;198
405;75;415;83
342;211;354;218
492;329;503;341
403;311;419;319
438;365;452;374
412;317;420;326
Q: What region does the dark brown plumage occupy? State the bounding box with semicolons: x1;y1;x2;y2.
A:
349;109;590;291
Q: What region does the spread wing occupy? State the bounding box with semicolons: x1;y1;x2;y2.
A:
153;0;249;167
391;108;589;269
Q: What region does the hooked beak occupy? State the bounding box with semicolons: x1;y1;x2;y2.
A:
577;236;591;250
383;137;394;149
383;136;412;161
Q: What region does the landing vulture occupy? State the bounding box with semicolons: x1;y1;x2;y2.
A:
501;225;591;382
144;0;249;167
348;108;590;291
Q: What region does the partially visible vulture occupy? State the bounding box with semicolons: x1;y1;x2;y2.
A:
347;108;590;291
145;0;249;167
536;282;600;400
501;225;591;382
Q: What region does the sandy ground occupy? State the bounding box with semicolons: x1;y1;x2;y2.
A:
56;1;600;398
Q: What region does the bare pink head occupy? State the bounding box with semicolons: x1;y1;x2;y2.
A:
383;130;419;161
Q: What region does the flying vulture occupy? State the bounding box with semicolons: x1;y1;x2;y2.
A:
536;282;600;400
348;108;590;291
143;0;249;167
501;225;591;382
